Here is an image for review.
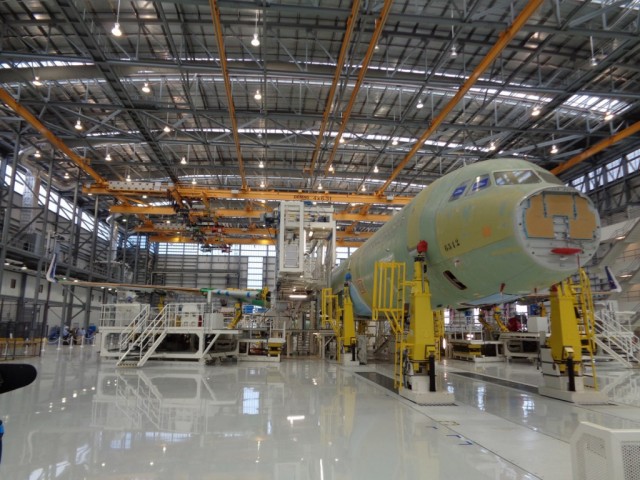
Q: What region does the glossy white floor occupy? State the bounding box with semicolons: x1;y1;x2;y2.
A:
2;346;640;479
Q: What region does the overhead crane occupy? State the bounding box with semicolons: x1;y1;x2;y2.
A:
147;234;364;249
109;205;393;223
83;183;412;206
136;225;373;241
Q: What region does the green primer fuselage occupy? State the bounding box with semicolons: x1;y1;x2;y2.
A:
331;159;600;310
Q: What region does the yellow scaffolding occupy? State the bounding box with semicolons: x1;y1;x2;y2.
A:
573;268;599;390
433;310;445;361
321;288;342;361
492;306;510;333
372;261;407;389
372;262;406;335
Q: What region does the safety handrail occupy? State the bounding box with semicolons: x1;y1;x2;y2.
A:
118;305;150;351
594;309;639;366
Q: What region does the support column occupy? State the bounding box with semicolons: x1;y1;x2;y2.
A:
32;152;55;337
0;127;22;292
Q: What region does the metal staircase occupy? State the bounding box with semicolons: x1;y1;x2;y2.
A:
117;305;150;352
594;308;640;369
117;307;168;368
290;331;311;355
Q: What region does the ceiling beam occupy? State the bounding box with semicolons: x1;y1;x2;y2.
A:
4;61;638;102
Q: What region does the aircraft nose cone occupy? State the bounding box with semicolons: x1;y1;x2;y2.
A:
517;187;600;271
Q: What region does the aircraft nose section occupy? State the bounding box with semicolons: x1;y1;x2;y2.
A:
517;188;600;271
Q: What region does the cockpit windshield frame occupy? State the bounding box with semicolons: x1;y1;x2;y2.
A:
493;169;542;186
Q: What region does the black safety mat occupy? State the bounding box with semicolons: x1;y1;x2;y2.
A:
355;371;397;393
451;371;538;394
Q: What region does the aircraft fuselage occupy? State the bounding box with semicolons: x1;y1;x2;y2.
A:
331;159;600;311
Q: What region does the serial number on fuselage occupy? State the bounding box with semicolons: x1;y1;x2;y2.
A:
443;238;461;252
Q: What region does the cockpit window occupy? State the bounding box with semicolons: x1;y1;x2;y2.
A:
449;182;468;201
467;175;490;195
493;170;541;185
536;170;564;186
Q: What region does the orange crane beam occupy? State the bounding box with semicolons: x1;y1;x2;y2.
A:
136;224;374;240
110;204;393;223
376;0;546;195
307;0;361;176
149;234;364;248
322;0;394;177
0;87;106;185
209;0;247;190
87;184;412;206
551;120;640;176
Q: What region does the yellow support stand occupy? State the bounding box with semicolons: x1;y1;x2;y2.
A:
492;306;510;333
373;254;454;405
405;257;436;372
321;285;358;365
538;269;607;404
227;301;244;329
342;290;357;364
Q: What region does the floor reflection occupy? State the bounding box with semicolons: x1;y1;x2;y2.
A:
0;349;613;479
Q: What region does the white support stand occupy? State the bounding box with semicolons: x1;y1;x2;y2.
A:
538;348;609;404
399;376;455;405
341;356;360;367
